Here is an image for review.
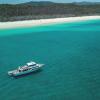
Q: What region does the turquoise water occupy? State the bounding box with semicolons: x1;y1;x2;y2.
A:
0;20;100;100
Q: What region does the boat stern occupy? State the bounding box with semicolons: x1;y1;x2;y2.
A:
8;71;14;76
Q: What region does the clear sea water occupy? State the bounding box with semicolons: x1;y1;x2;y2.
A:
0;20;100;100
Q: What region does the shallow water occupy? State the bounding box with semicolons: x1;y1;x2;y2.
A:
0;20;100;100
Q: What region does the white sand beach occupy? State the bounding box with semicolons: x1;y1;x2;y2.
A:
0;16;100;29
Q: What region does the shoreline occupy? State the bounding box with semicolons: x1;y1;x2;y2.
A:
0;16;100;29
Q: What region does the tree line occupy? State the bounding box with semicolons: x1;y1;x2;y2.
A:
0;2;100;21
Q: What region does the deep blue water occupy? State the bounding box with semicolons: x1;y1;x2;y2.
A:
0;20;100;100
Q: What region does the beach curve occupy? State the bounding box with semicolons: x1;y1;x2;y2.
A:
0;16;100;29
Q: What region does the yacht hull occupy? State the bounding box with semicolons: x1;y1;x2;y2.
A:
12;67;41;77
8;61;44;77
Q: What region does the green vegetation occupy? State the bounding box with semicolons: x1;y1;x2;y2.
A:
0;1;100;21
